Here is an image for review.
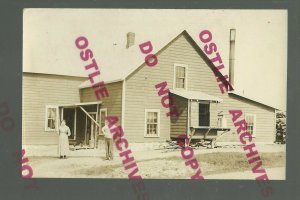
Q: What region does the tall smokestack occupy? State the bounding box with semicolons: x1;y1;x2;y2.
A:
126;32;135;48
229;29;236;88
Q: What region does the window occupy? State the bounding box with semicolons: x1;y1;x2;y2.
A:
217;112;227;128
145;109;160;137
199;103;210;126
174;64;187;89
245;114;256;136
45;106;58;131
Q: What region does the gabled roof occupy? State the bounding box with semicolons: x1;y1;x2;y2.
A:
228;92;279;110
79;30;232;90
79;30;276;111
79;31;184;88
170;89;223;103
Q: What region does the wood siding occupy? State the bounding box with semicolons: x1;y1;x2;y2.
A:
80;81;123;125
219;94;275;142
22;73;86;145
170;94;188;138
124;33;275;143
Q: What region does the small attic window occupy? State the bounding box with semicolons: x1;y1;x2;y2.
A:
174;64;188;89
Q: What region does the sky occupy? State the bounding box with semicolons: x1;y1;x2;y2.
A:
23;9;287;111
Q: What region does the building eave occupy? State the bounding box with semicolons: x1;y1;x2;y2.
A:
228;92;279;111
78;78;124;89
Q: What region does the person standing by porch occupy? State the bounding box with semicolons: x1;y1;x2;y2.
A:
102;120;114;160
58;120;71;159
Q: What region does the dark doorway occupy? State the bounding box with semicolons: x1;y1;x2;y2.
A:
75;108;86;146
63;108;76;140
199;103;210;126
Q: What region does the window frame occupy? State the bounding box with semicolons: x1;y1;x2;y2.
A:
45;105;59;132
173;63;188;90
144;109;160;138
245;113;257;137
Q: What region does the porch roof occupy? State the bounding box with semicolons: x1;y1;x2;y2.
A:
59;101;102;107
170;89;223;103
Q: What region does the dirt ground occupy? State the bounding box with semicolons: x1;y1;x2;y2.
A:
25;143;286;180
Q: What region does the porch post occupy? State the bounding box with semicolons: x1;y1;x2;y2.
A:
189;100;191;130
95;104;99;148
188;100;193;146
187;99;191;146
60;107;64;122
74;108;77;140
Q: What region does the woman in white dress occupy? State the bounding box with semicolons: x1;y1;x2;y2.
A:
58;120;71;159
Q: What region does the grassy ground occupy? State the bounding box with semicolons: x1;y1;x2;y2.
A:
138;151;285;178
193;152;284;176
28;151;285;179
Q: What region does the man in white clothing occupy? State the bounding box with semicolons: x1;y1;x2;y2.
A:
102;120;114;160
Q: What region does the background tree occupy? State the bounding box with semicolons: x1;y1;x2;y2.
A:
275;111;286;144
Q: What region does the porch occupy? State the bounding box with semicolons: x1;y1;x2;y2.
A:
169;89;230;148
58;101;107;149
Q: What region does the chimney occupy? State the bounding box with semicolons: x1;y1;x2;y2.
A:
126;32;135;48
229;29;236;88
